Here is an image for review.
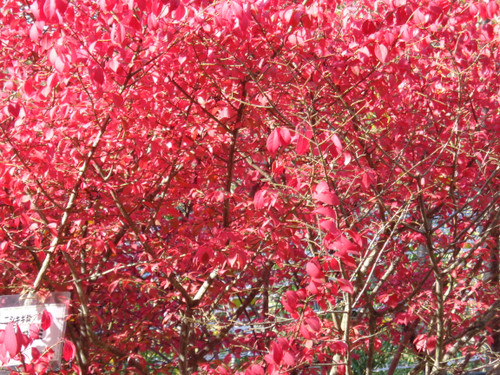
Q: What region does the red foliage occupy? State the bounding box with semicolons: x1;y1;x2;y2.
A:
0;0;498;374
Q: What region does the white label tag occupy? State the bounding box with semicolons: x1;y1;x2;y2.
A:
0;293;70;371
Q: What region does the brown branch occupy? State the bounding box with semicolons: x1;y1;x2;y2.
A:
195;261;273;361
92;162;194;307
31;114;112;292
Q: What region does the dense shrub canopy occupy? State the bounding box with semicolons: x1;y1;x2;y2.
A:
0;0;499;374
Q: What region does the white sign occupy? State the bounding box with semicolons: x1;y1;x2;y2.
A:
0;293;69;372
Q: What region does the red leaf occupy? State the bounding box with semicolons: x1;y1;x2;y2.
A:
228;252;238;268
271;341;283;364
71;363;83;375
219;106;236;120
32;347;41;361
29;324;41;340
55;56;66;73
283;351;295;366
319;219;339;235
253;190;266;209
45;127;55;141
266;128;281;154
314;181;339;205
295;124;312;155
108;279;120;294
278;127;291;146
56;0;68;13
343;151;352;165
413;8;426;25
111;22;125;45
63;339;76;361
329;235;360;255
361;172;373;189
246;364;264;375
300;324;313;339
334;251;357;269
17;329;29;348
281;296;294;316
41;310;53;330
313;206;336;218
43;0;57;20
4;323;20;358
414;334;436;353
362;20;377;35
30;24;40;42
374;44;388;63
337;278;354;294
327;257;340;272
306;316;321;332
0;341;6;365
469;3;479;16
332;134;343;152
195;246;212;264
306;280;319;295
487;1;499;17
332;340;348;355
8;103;20;118
282;291;297;311
267;128;291;154
306;261;322;278
283;8;294;26
296;134;309;155
231;0;243;18
414;334;426;351
90;66;105;85
112;93;123;107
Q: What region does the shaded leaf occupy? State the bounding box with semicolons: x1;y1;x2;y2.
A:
63;339;76;361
